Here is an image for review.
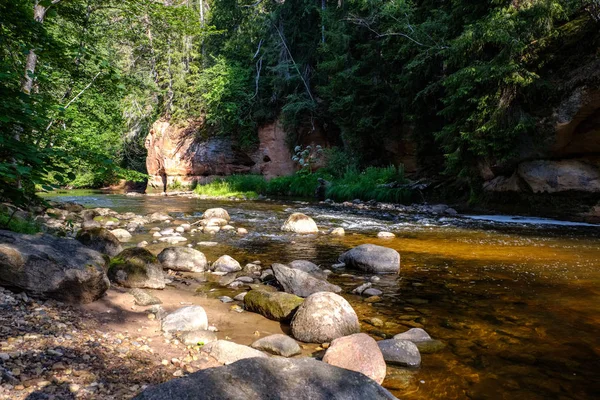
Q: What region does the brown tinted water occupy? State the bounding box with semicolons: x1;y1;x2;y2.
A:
45;191;600;399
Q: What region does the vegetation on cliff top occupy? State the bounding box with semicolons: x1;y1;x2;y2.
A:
1;0;599;205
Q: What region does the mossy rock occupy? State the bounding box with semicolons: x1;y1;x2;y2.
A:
415;340;446;354
244;290;304;322
93;215;120;225
76;227;123;257
108;248;165;289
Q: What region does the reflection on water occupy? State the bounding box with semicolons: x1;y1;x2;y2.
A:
43;191;600;399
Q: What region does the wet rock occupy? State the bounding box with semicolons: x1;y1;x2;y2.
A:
291;292;360;343
242;263;262;275
393;328;432;342
76;227;123;257
0;231;109;303
352;282;372;295
233;292;247;301
203;208;230;221
158;236;188;244
243;290;303;322
288;260;328;279
377;231;395;238
180;330;218;346
129;288;162;306
251;334;301;357
162;305;208;333
363;288;383;297
415;340;445;354
281;213;319;234
367;317;385;327
330;227;345;236
197;241;218;247
108;248;166;289
322;333;386;384
339;244;400;274
204;340;267;364
148;212;170;222
158;247;208;272
211;255;241;273
110;228;133;242
377;339;421;367
235;276;254;283
219;296;233;303
134;357;396;400
272;263;341;297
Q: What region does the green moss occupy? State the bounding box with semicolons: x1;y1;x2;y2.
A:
93;216;120;224
244;290;304;322
108;248;158;282
0;211;40;234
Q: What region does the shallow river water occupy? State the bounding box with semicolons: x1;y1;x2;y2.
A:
44;191;600;400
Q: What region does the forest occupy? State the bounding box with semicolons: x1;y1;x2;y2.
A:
1;0;599;206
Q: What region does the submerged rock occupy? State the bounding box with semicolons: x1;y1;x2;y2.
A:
76;227;123;257
134;357;397;400
157;247;207;272
243;289;303;322
251;334;301;357
272;263;341;297
339;244;400;274
377;339;421;367
323;333;386;384
281;213;319;234
108;248;165;289
162;305;208;333
0;230;109;303
291;292;360;343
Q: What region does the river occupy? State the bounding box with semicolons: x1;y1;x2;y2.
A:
43;190;600;399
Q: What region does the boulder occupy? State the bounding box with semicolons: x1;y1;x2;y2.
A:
162;305;208;333
203;208;230;221
291;292;360;343
134;357;397;400
243;290;303;322
204;340;268;364
377;339;421;367
288;260;327;279
0;231;109;303
272;263;341;297
110;228;133;242
180;330;218;346
251;334;301;357
339;244;400;274
322;333;386;384
211;255;241;273
517;159;600;193
108;248;165;289
281;213;319;234
157;247;207;272
76;227;123;257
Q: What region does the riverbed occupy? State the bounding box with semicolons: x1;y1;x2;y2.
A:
43;190;600;399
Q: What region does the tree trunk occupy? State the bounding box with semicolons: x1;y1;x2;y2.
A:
21;3;48;95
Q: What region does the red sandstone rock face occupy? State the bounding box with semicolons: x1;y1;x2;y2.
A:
250;120;295;179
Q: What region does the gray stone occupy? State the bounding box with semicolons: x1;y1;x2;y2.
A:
219;296;233;303
377;339;421;367
242;263;262;275
158;247;207;272
339;244;400;274
281;213;319;234
134;357;397;400
180;330;218;346
352;282;372;294
235;276;254;283
203;208;230;221
233;292;247;301
130;288;162;306
363;288;383;297
204;340;267;364
0;231;109;303
110;228;133;242
251;334;301;357
291;292;360;343
211;255;241;273
272;263;341;298
393;328;432;343
162;305;208;333
148;212;171;222
76;227;123;257
108;248;166;289
288;260;328;279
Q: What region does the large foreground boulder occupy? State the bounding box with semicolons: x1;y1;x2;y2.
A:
281;213;319;234
0;230;109;303
323;333;386;384
108;248;165;289
76;227;123;257
339;244;400;274
243;289;303;322
272;263;341;297
158;247;207;272
291;292;360;343
134;357;397;400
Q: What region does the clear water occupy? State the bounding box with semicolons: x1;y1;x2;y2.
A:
44;191;600;399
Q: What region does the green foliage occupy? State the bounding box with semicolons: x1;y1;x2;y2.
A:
193;175;264;199
0;210;40;234
326;165;411;204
